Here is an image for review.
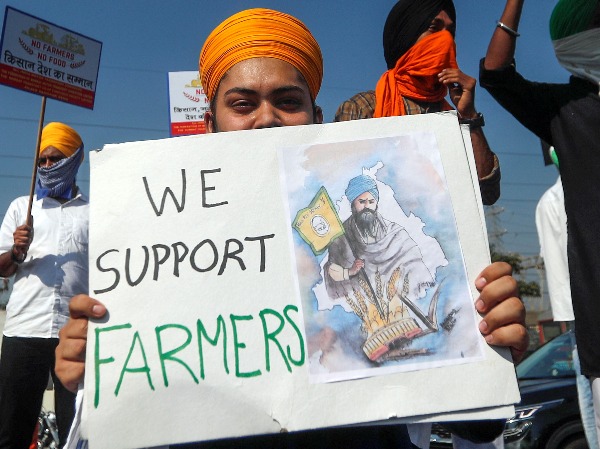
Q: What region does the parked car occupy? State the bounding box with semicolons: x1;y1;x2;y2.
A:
431;331;587;449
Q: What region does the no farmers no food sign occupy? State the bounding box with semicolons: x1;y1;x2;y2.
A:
0;6;102;109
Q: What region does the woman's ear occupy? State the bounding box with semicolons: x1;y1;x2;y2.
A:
314;105;323;124
204;110;216;133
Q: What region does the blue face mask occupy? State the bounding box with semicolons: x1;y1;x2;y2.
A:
36;146;83;200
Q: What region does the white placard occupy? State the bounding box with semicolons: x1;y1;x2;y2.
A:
84;113;519;449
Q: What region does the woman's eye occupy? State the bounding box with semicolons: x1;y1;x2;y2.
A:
279;98;302;108
231;100;253;109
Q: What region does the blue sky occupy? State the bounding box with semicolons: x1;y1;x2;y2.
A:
0;0;563;264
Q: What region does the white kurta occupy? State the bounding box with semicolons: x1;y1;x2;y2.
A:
535;176;574;321
0;192;89;338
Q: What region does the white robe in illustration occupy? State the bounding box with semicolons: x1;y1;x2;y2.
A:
324;210;435;308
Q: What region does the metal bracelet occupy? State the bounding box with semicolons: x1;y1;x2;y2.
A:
497;21;520;37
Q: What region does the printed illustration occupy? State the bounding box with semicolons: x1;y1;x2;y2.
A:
280;134;484;383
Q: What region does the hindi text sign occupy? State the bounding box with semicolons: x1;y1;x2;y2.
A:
167;71;209;136
0;6;102;109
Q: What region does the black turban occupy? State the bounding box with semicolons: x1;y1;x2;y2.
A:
383;0;456;69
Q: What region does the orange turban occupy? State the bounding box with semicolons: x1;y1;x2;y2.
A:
199;8;323;103
40;122;83;158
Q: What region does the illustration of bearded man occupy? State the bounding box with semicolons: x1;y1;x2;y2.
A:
324;175;438;360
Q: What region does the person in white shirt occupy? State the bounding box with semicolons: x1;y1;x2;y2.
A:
0;122;89;449
536;153;599;449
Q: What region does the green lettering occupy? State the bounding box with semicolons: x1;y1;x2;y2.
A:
259;309;291;372
156;324;199;387
197;316;229;379
94;324;132;408
115;331;155;398
230;314;261;378
283;305;305;366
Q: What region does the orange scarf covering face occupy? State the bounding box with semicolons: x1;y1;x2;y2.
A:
374;30;458;117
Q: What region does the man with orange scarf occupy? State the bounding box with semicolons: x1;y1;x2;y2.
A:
335;0;500;206
0;122;88;449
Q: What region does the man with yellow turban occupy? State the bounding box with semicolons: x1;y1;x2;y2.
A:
56;8;527;449
0;122;88;449
481;0;600;447
334;0;500;207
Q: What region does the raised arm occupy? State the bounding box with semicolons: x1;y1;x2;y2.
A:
438;68;499;204
484;0;525;70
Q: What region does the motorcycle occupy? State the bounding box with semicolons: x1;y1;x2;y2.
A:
36;408;59;449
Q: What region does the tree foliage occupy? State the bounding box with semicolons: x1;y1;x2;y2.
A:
490;245;541;297
490;246;523;273
517;280;541;297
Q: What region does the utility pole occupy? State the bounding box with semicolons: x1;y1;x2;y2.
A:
484;205;507;251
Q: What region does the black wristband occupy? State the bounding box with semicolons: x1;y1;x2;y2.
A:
459;112;485;129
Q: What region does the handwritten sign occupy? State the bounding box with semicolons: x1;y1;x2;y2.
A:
84;114;519;449
0;6;102;108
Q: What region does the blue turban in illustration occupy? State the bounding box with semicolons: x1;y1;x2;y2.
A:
345;175;379;204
